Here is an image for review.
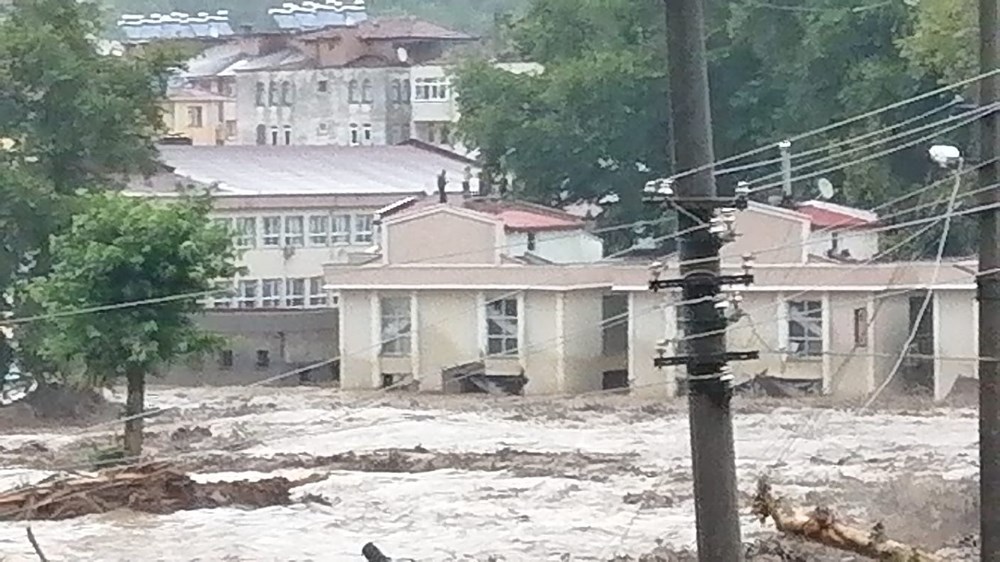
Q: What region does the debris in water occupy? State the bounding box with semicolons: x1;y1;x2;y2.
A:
0;461;308;521
622;490;674;509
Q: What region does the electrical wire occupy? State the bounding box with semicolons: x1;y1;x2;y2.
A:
740;0;892;13
668;68;1000;183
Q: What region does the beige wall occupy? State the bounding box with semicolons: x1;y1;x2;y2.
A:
416;290;478;391
339;290;377;390
872;291;918;396
721;206;808;265
630;291;675;398
385;209;501;265
935;290;978;400
162;98;235;146
560;290;605;394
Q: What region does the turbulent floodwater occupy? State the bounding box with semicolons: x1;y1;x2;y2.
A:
0;386;981;561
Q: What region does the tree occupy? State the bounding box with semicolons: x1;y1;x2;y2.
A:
25;194;238;457
0;0;182;377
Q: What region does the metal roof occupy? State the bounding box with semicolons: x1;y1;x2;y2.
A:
156;145;481;196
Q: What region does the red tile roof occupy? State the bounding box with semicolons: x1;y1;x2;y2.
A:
796;201;877;229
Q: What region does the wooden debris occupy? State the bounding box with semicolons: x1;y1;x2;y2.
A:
0;461;302;521
26;526;48;562
751;478;943;562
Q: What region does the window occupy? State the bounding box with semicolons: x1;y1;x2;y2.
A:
219;349;234;369
268;81;278;106
788;300;823;357
361;79;373;103
255;82;266;106
363;123;372;143
217;102;225;123
256;349;270;368
212;279;234;308
261;278;283;308
348;79;359;103
286;277;306;307
318;79;329;92
390;79;401;102
831;231;840;251
353;214;373;244
212;217;233;233
308;276;328;307
486;297;518;356
527;232;537;252
309;215;329;246
281;81;292;106
440;124;451;145
238;279;259;309
262;216;282;246
235;217;256;249
854;307;869;348
271;127;279;146
380;296;411;356
317;122;330;137
187;105;204;128
331;214;351;244
401;79;411;103
414;77;448;101
283;125;292;145
225;120;237;139
349;123;359;146
284;216;304;247
256;124;267;145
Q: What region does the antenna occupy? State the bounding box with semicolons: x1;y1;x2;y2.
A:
817;177;835;200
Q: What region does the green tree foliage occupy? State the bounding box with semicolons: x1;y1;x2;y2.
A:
456;0;976;254
26;193;238;456
0;0;182;377
898;0;977;85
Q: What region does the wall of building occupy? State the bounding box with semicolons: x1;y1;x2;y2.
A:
505;230;604;263
630;291;675;397
561;290;606;393
385;210;500;265
234;67;412;147
339;289;378;390
415;289;479;392
162;98;235;145
160;309;338;386
871;292;913;396
935;289;978;400
409;65;458;124
722;207;807;264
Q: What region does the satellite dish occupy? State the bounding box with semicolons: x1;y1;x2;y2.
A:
396;47;409;63
817;177;835;200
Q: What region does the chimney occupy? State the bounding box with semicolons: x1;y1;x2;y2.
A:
437;169;448;203
462;166;472;199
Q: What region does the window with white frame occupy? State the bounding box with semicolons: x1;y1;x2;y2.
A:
212;279;234;308
349;123;359;146
308;215;329;246
353;214;373;244
362;123;372;143
286;277;306;307
284;216;304;247
787;300;823;357
486;297;518;356
380;296;411;356
261;278;283;308
238;279;259;309
331;214;351;244
308;276;328;307
414;77;449;101
262;216;282;246
235;217;256;249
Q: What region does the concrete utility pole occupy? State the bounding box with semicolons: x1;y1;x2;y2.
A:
655;1;753;560
978;0;1000;559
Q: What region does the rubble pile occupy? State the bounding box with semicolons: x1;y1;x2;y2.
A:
0;462;301;521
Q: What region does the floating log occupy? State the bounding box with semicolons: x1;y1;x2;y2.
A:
0;461;305;521
751;478;943;562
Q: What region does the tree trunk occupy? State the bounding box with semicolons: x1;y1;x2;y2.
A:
123;368;145;459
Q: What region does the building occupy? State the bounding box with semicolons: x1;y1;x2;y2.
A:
326;198;978;401
128;142;481;386
161;86;237;145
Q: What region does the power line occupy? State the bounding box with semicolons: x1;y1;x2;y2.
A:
740;0;892;13
670;68;1000;183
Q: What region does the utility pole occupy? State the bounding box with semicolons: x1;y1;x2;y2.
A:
978;0;1000;559
648;1;757;560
